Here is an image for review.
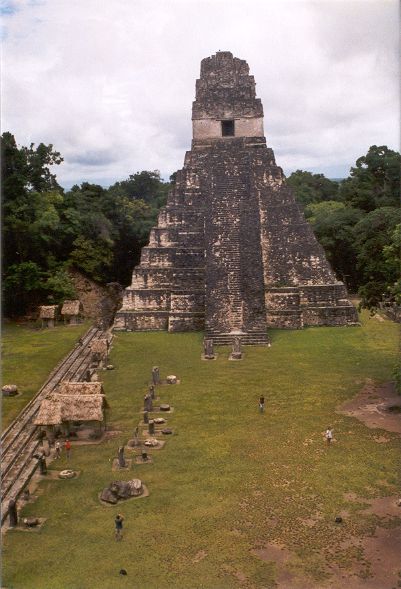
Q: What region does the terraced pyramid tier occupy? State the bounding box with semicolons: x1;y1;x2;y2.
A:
114;52;358;342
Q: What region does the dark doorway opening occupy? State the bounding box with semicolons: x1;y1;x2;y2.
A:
221;120;235;136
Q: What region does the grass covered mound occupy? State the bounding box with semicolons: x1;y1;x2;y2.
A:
1;321;90;430
2;311;400;589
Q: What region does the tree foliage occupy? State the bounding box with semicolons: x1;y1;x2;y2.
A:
289;146;400;309
339;145;400;211
305;203;364;291
286;170;339;206
2;133;170;316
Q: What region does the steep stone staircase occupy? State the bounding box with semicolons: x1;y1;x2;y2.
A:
204;141;269;345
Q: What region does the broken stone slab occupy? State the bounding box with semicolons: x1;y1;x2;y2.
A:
166;375;177;384
161;428;173;435
159;404;171;412
100;487;118;504
143;437;159;447
58;469;77;479
153;417;166;424
2;384;18;396
100;479;144;504
143;438;165;450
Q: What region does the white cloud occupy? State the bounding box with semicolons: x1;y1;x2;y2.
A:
2;0;399;187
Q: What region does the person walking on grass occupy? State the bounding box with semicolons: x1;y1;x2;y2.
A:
115;514;124;541
55;440;61;459
259;395;265;413
65;439;71;459
325;427;333;445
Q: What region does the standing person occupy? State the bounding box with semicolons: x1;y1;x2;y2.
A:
55;440;61;459
65;439;71;459
259;395;265;413
325;427;333;445
115;514;124;541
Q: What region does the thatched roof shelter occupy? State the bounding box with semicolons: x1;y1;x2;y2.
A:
39;305;58;319
57;381;104;395
61;300;81;316
34;392;109;426
90;339;108;355
34;380;108;426
34;398;62;425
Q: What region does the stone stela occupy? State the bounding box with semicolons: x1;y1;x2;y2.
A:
114;51;358;343
203;338;215;359
151;367;160;385
144;393;153;413
118;446;126;468
230;336;242;360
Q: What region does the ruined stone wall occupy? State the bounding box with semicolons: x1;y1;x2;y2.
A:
114;149;207;332
192;52;264;121
193;117;264;139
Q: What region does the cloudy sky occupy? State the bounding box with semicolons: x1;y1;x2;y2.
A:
2;0;399;188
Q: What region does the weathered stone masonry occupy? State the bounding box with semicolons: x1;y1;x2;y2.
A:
114;52;358;342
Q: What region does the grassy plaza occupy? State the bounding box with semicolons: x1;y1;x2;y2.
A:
2;310;400;588
1;321;90;430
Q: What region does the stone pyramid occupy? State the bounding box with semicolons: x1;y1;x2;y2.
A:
114;52;358;343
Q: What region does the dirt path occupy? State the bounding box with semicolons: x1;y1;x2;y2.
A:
251;381;401;589
337;380;401;434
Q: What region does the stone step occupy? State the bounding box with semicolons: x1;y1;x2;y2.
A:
205;332;270;345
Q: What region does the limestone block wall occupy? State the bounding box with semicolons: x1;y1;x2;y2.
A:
113;311;169;331
192;117;264;139
114;156;207;332
132;290;170;311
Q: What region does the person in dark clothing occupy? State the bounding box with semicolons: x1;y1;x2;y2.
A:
115;514;124;540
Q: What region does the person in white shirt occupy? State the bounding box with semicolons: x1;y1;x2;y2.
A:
325;427;333;445
55;440;61;458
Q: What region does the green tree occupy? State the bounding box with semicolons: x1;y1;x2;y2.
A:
287;170;339;206
340;145;400;212
353;207;401;308
108;170;169;207
1;133;66;315
69;236;114;281
306;202;364;290
2;134;172;315
3;262;45;315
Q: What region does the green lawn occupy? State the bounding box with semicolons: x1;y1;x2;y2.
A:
1;321;91;430
2;311;400;589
